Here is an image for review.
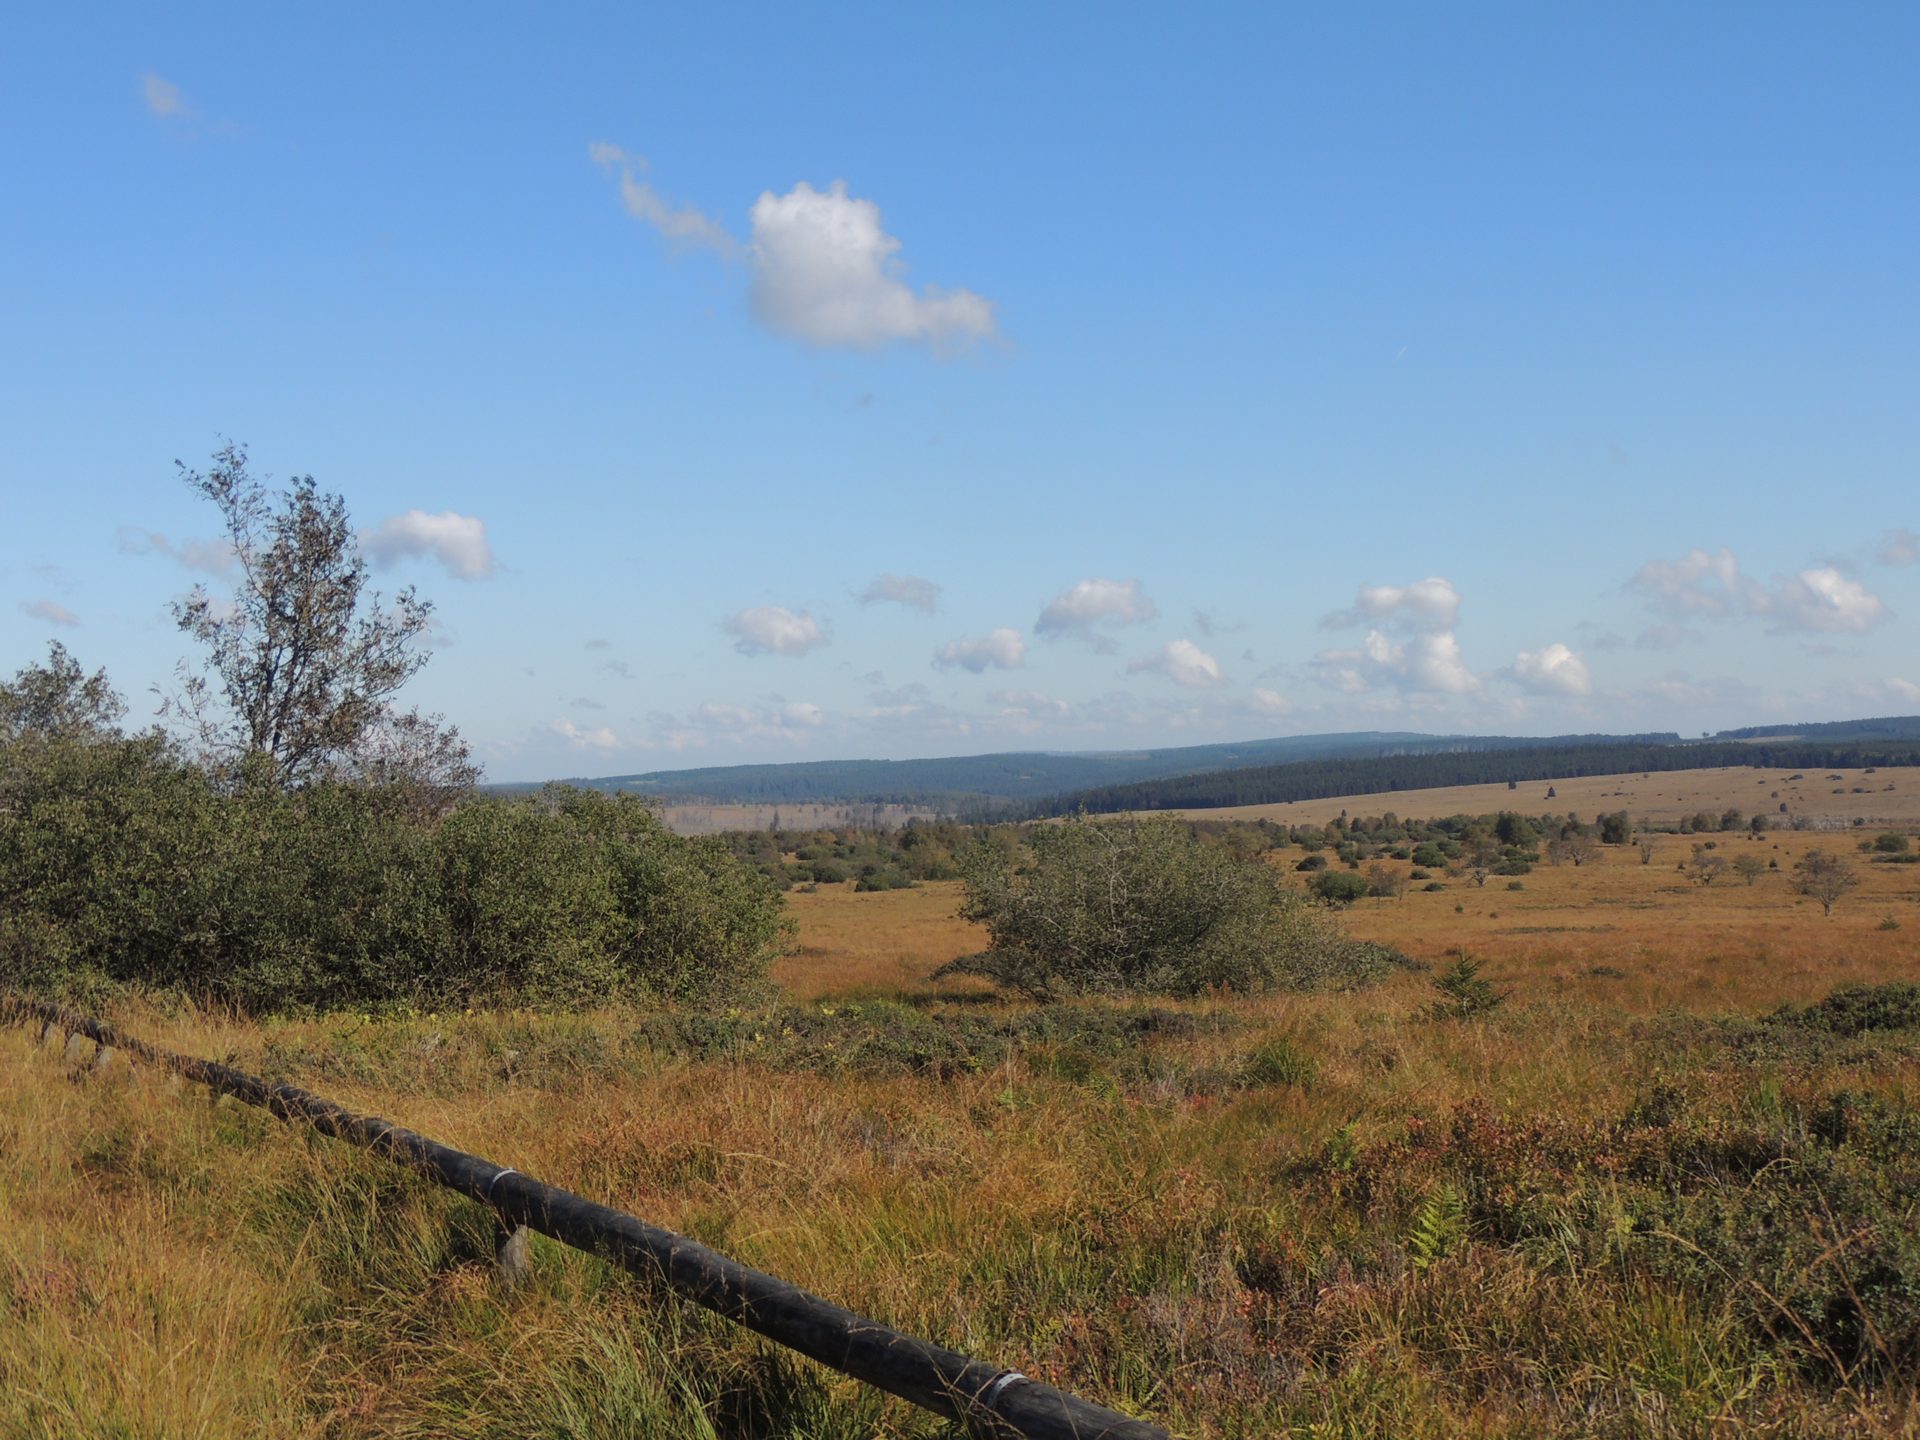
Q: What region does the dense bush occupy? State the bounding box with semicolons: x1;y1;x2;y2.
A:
943;815;1392;998
0;734;789;1013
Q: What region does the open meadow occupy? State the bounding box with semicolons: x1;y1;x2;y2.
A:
4;789;1919;1437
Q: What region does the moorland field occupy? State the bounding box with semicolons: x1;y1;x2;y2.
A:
4;766;1919;1438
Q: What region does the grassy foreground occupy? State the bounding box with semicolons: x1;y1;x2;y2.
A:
3;835;1918;1437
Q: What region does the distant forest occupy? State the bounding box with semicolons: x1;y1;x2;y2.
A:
1027;737;1920;817
1709;715;1920;742
505;729;1683;807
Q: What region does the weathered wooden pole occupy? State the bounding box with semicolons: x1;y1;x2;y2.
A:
0;997;1169;1440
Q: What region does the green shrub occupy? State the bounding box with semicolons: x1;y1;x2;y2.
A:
0;737;789;1013
1311;870;1370;906
944;815;1380;998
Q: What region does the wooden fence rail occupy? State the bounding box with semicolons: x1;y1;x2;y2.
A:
1;996;1168;1440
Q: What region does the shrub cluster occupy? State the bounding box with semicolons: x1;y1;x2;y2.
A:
0;734;789;1013
944;814;1404;998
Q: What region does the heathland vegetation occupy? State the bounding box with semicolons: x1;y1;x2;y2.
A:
6;452;1920;1436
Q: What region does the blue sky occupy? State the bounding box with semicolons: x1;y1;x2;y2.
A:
3;4;1916;781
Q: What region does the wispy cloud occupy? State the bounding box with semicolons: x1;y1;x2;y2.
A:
141;71;189;120
20;599;80;628
858;573;942;612
115;526;235;576
1128;638;1225;689
1877;528;1918;567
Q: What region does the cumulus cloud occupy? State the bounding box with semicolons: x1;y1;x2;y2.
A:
1886;677;1920;704
1318;575;1477;695
747;181;995;350
1509;642;1593;696
724;605;828;657
1128;638;1225;689
1324;577;1462;632
592;146;996;352
1034;578;1157;650
361;510;498;580
1314;629;1480;696
1627;547;1890;637
141;72;188;119
588;143;736;253
1771;567;1890;633
20;599;79;627
1877;529;1918;567
858;573;941;612
115;526;235;576
933;627;1026;673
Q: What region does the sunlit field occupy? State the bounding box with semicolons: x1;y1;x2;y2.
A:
3;784;1917;1437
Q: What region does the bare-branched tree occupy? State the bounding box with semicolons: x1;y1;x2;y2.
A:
167;443;478;803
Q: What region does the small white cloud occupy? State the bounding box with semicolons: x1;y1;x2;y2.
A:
141;72;188;119
858;573;941;612
1886;677;1920;704
361;510;498;580
115;526;235;576
21;599;80;627
933;627;1026;673
1129;638;1225;689
1249;686;1294;716
588;142;735;253
1035;578;1157;650
552;718;621;752
1510;642;1593;696
724;605;828;657
748;181;996;351
1877;528;1918;567
1325;576;1461;632
992;689;1071;722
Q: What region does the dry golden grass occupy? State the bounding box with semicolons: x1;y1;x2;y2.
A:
4;811;1919;1436
1164;763;1920;828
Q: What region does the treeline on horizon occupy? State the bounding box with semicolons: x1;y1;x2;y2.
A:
1025;737;1920;817
508;729;1688;808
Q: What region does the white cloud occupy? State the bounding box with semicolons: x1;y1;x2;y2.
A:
1627;547;1890;636
141;72;188;119
933;627;1026;673
858;573;941;612
1319;575;1477;695
20;599;79;627
1248;686;1295;717
1314;629;1481;696
992;689;1072;723
1129;638;1225;689
724;605;828;657
1035;578;1157;650
1509;642;1593;696
1877;529;1918;567
748;181;995;350
552;718;621;752
588;143;735;253
361;510;498;580
1886;677;1920;705
1325;576;1461;632
1772;567;1890;633
592;147;995;352
115;526;236;576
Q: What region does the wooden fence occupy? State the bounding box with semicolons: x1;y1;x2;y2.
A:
1;996;1168;1440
